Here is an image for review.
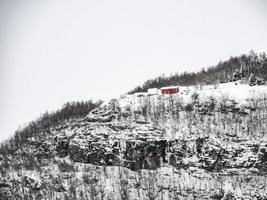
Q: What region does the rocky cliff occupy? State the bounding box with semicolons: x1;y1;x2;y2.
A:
0;82;267;200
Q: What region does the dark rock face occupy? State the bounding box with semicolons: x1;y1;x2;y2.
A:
256;147;267;172
52;131;266;176
124;140;168;170
248;73;265;86
56;137;70;158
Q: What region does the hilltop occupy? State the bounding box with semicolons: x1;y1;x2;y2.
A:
129;51;267;94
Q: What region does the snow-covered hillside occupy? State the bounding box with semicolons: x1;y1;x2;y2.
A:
121;81;267;109
0;82;267;200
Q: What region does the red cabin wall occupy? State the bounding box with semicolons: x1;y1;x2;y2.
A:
161;88;179;94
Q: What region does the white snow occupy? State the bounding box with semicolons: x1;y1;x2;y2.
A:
120;82;267;109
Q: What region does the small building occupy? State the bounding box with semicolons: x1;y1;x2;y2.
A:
147;88;158;95
160;86;179;94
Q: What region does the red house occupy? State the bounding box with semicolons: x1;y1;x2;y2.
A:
160;86;179;94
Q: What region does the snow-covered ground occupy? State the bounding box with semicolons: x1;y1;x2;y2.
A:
120;81;267;108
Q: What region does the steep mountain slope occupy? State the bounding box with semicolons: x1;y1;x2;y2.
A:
0;82;267;200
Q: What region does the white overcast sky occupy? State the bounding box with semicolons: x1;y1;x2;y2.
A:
0;0;267;141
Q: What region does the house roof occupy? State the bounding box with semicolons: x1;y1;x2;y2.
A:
160;86;179;90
